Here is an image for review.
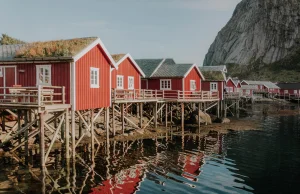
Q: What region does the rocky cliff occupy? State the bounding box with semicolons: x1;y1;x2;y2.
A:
204;0;300;81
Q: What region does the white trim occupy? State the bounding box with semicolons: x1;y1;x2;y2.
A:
116;75;124;89
69;62;72;108
36;65;52;86
112;53;146;77
90;67;100;88
241;80;249;85
139;75;141;89
182;78;185;92
190;80;196;91
128;76;134;89
221;82;224;100
160;79;171;90
3;67;5;96
73;38;116;68
0;67;3;77
109;64;112;106
150;59;166;77
210;82;218;92
226;77;238;88
71;62;76;111
14;66;17;85
184;64;205;81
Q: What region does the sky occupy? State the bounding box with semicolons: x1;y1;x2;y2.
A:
0;0;241;66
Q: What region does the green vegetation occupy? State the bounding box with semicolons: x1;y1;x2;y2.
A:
15;37;97;58
0;34;26;45
202;71;225;81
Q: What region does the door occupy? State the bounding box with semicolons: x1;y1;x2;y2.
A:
0;66;16;99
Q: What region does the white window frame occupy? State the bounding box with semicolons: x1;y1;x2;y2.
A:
190;80;196;91
90;67;99;88
117;75;124;89
36;65;51;86
210;82;218;92
284;90;288;94
128;76;134;89
294;90;297;94
0;67;3;77
160;79;171;90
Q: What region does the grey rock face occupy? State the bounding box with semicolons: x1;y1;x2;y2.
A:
204;0;300;66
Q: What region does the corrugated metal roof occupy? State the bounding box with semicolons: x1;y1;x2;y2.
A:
276;83;300;89
200;65;227;72
241;85;258;89
151;63;193;78
243;80;280;89
0;44;25;61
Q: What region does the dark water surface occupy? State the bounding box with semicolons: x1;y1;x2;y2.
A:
1;112;300;193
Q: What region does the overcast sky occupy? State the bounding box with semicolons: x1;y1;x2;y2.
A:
0;0;241;66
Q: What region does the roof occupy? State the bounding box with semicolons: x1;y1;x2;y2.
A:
241;85;258;90
135;59;164;78
200;65;227;73
151;63;193;78
0;37;116;67
226;77;240;87
242;80;280;89
276;83;300;90
111;53;145;77
111;54;126;63
200;70;226;81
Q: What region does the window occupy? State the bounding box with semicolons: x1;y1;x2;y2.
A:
90;67;99;88
210;82;218;91
36;65;51;85
128;76;134;89
160;79;171;90
117;75;124;89
190;80;196;91
0;67;3;77
294;90;298;94
284;90;288;94
225;87;233;92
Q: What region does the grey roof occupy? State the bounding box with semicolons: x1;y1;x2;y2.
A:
232;80;240;86
243;80;280;89
135;58;176;78
0;44;26;61
200;65;227;72
151;63;193;78
135;59;164;78
241;85;258;89
276;83;300;90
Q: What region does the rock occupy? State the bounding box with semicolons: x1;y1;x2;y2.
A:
222;118;230;124
129;132;134;136
204;0;300;81
123;133;129;137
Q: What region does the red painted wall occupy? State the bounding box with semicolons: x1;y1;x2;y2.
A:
111;58;141;89
76;45;111;110
141;79;147;89
0;63;70;103
147;78;183;90
202;81;224;100
226;79;235;92
184;67;202;91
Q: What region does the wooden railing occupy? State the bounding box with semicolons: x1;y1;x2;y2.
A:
224;92;240;99
112;89;219;101
0;86;66;106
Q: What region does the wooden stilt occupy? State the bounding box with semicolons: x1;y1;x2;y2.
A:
154;102;157;129
112;104;115;136
217;101;220;118
39;112;45;168
1;111;5;132
24;110;29;165
224;101;227;118
18;110;21;146
170;104;173;125
91;109;94;156
65;110;70;159
71;110;76;160
106;107;110;149
181;103;184;132
165;103;168;130
139;103;143;128
198;102;201;133
79;117;82;139
121;104;125;134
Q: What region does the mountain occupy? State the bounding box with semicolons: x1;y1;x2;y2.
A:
203;0;300;82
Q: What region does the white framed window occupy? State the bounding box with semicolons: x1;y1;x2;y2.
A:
117;75;124;89
160;79;171;90
210;82;218;91
36;65;51;85
284;90;288;94
128;76;134;89
190;80;196;91
0;67;3;77
90;67;99;88
294;90;297;94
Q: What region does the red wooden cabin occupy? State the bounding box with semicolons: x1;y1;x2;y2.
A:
199;69;226;100
135;59;204;94
111;53;145;90
276;83;300;95
225;77;241;93
241;80;280;93
0;37;116;111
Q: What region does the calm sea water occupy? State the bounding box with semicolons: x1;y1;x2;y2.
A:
0;108;300;193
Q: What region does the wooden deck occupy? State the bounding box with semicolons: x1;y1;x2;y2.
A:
0;86;70;111
112;89;219;103
224;92;240;100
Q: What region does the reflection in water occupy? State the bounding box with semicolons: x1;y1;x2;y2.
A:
0;114;300;193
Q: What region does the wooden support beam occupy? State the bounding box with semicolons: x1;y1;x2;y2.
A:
154;102;157;129
65;110;70;159
106;107;110;150
24;110;29;165
181;102;184;133
91;109;94;156
139;103;143;128
198;102;201;133
121;104;125;134
71;110;76;160
217;101;220;118
165;103;168;130
39;112;45;168
112;104;115;136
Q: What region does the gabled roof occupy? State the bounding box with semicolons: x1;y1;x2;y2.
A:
226;77;240;87
276;83;300;90
242;80;280;89
241;85;258;90
201;70;226;81
200;65;227;73
111;53;145;77
135;58;164;78
0;37;116;67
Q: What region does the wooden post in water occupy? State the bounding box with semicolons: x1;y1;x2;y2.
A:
91;109;94;155
39;112;45;168
106;107;110;149
65;109;70;159
181;103;184;133
198;102;201;133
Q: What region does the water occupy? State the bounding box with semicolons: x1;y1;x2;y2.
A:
0;112;300;193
